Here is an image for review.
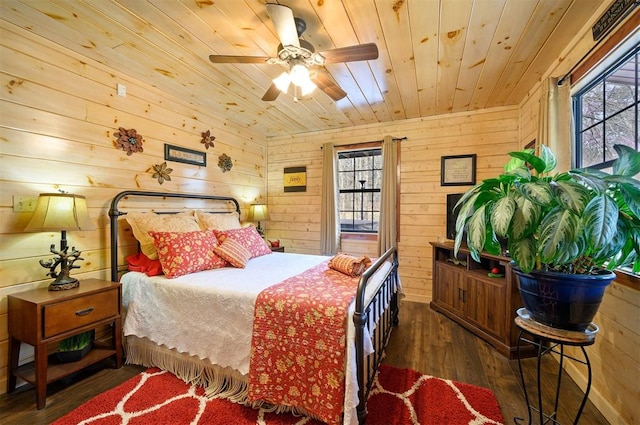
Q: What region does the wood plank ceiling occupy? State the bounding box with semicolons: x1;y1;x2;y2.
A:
1;0;605;138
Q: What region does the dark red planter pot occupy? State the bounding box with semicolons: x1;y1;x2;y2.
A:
514;268;616;332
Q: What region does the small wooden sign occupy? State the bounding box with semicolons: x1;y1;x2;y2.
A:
591;0;637;41
165;144;206;166
284;166;307;192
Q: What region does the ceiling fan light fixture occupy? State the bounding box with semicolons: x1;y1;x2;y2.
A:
273;72;291;92
289;63;310;87
299;78;317;96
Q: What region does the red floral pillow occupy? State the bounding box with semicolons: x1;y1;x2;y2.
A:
149;229;228;278
213;238;252;268
214;226;272;258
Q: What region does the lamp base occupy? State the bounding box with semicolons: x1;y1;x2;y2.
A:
49;277;79;291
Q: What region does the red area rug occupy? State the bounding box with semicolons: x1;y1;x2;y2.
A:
52;365;504;424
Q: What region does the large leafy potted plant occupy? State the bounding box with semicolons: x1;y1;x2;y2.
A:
454;144;640;331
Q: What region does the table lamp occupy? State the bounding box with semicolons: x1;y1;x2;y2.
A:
25;193;95;291
248;204;269;237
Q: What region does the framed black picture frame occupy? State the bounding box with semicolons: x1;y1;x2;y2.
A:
164;144;206;166
441;154;476;186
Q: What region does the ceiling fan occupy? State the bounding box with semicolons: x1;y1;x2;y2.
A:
208;3;379;102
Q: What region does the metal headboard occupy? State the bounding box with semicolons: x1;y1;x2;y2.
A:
108;190;241;282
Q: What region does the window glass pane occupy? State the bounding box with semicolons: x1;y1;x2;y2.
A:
355;156;369;170
339;192;354;211
582;82;604;128
340;157;354;171
605;108;635;160
605;62;635;117
373;191;381;205
581;123;603;167
339;171;354;189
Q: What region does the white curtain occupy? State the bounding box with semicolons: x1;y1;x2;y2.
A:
538;77;572;171
320;142;340;255
377;135;398;255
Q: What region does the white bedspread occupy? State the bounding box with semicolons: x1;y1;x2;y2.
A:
121;251;392;425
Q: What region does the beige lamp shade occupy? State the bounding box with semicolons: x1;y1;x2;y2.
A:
248;204;269;222
25;193;95;232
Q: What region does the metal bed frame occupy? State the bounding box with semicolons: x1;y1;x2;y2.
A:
108;190;399;423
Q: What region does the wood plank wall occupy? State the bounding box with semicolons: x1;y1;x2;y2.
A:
266;106;521;303
0;22;266;394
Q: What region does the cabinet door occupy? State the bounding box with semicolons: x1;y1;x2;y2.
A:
434;262;465;316
465;274;507;340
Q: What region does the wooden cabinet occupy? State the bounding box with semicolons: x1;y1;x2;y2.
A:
7;279;123;409
430;242;533;359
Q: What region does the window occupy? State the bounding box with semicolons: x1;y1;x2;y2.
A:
337;148;382;233
573;44;639;169
572;38;639;287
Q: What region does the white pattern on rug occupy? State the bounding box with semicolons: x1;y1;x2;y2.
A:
75;370;208;425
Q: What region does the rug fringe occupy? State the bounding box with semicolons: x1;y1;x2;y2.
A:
124;336;317;419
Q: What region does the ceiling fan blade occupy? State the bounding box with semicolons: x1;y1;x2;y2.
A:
311;71;347;101
209;55;271;64
262;83;281;101
266;3;300;48
320;43;379;64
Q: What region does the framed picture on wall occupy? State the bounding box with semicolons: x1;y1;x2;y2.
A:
441;154;476;186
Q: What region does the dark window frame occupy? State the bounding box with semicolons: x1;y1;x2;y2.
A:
337;147;382;234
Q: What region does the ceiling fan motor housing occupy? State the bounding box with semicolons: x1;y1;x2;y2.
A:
274;39;325;68
294;17;306;37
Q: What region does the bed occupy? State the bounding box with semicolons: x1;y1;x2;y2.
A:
109;190;400;424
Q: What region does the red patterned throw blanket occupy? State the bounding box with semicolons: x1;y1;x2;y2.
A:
248;260;360;425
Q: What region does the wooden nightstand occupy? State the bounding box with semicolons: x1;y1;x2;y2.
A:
7;279;123;409
270;245;285;252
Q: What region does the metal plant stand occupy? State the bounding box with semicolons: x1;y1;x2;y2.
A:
514;308;598;425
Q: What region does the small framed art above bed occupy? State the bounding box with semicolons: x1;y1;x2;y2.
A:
108;190;400;425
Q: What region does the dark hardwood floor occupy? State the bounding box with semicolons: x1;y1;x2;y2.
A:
1;301;609;424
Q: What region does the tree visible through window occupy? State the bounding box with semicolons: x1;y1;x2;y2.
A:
338;148;382;233
574;44;639;169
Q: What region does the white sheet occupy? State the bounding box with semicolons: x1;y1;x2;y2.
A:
121;251;392;425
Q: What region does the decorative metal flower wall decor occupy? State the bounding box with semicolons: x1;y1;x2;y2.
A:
151;162;173;184
218;154;233;172
115;127;144;155
201;130;215;149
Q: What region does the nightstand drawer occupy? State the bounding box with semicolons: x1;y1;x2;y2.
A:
43;289;119;338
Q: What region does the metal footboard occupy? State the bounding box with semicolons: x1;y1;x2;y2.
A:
353;246;399;424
